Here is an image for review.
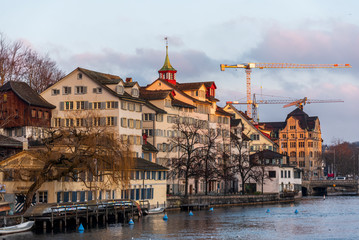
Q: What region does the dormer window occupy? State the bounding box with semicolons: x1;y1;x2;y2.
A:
77;73;82;80
116;85;124;95
131;88;139;97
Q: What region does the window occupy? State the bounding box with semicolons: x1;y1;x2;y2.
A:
128;119;134;128
63;86;71;95
281;170;283;178
288;171;291;178
75;86;87;94
38;191;48;203
93;87;102;94
282;134;287;138
143;129;153;136
54;118;61;127
52;89;60;95
135;104;141;112
116;85;124;94
93;102;102;109
269;171;276;178
31;109;37;118
65;118;74;127
290;125;296;130
281;142;287;148
107;117;116;126
156;114;163;122
136;120;141;129
44;111;49;119
65;101;74;110
290;142;296;148
77;73;82;79
144;114;154;121
299;142;305;148
93;117;101;126
299;151;305;157
290;151;296;157
38;110;43;118
121;101;127;110
300;134;304;138
308;142;313;147
128;103;135;111
107;101;118;109
250;134;260;141
121;118;127;127
76;101;85;110
76;118;84;127
131;88;139;97
299;161;305;167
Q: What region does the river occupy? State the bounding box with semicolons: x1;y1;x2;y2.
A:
4;196;359;240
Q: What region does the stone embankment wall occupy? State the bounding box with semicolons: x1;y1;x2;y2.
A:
167;193;295;210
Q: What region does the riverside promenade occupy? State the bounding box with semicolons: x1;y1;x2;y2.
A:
167;193;296;211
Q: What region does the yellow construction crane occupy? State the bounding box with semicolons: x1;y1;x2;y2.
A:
227;94;344;123
220;63;352;118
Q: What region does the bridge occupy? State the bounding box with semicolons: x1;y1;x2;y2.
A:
302;180;359;196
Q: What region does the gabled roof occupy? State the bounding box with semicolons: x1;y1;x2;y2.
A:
230;118;242;127
216;106;233;117
177;82;205;91
0;135;23;148
250;149;285;160
134;158;168;171
78;67;122;85
286;108;318;130
0;81;55;109
142;142;158;153
124;82;138;88
77;68;145;103
171;98;196;109
140;88;172;100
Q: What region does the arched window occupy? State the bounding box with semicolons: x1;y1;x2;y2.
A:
309;151;313;157
290;151;296;157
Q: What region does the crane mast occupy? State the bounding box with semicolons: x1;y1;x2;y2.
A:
220;62;351;118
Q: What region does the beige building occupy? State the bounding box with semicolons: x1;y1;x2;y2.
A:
41;68;145;157
0;150;168;213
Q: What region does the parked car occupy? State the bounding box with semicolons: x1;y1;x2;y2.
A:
335;176;346;180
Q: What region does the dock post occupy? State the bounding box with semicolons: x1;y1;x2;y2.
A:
86;205;89;226
96;206;99;227
59;219;63;230
51;209;54;229
131;202;134;218
43;220;47;230
75;206;78;226
105;204;108;223
64;206;67;228
3;216;6;226
115;207;118;222
123;206;126;224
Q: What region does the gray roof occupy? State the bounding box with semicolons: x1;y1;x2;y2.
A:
0;81;56;109
134;158;168;171
0;135;23;148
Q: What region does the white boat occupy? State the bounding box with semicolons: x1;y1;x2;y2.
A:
0;221;34;235
145;207;165;215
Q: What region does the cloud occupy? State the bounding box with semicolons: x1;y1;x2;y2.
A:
245;22;359;69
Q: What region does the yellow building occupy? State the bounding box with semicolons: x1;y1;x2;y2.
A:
258;108;323;180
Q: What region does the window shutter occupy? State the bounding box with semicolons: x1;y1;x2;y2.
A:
60;119;65;127
84;101;89;110
113;117;117;126
60;102;64;111
100;117;106;126
100;102;106;109
68;87;71;94
114;101;119;109
84;86;87;94
89;102;92;109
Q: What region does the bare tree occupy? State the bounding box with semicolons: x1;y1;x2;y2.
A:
231;130;253;195
0;33;64;92
168;118;205;197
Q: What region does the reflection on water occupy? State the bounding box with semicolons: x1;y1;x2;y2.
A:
4;196;359;240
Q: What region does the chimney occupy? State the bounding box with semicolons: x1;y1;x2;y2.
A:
126;78;132;83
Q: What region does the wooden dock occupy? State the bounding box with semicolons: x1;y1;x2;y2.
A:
24;199;143;230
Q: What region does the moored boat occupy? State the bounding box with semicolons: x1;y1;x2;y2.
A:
145;207;165;215
0;221;34;235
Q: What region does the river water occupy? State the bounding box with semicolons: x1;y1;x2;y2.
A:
4;196;359;240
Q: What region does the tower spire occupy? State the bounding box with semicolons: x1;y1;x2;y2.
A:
158;37;177;84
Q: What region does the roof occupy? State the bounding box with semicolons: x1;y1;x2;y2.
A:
250;149;285;160
134;158;168;171
140;88;172;100
177;82;205;91
158;46;176;72
216;106;233;117
0;81;56;109
171;98;196;109
143;101;167;114
78;67;122;85
77;68;145;103
124;82;137;88
286;108;318;130
0;135;23;148
142;142;158;152
231;118;242;127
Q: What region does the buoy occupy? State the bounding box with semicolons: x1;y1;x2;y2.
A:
266;209;270;213
209;207;214;212
78;223;84;232
163;214;168;220
129;218;134;225
189;211;194;216
294;209;298;214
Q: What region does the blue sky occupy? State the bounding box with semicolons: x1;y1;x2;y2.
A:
1;0;358;143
